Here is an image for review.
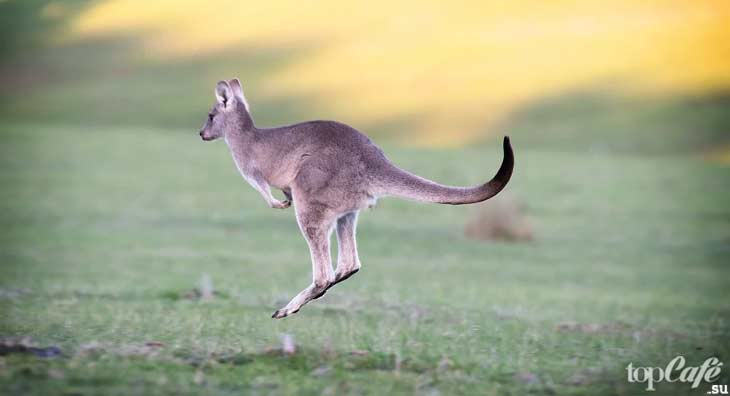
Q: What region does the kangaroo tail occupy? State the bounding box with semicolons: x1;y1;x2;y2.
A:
374;136;514;205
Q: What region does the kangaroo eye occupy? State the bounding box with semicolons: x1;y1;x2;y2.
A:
208;114;214;121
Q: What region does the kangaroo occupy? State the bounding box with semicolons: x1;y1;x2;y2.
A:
199;79;514;319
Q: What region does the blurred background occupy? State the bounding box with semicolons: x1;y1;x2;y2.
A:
1;0;728;151
1;1;729;395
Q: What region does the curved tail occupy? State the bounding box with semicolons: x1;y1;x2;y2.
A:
374;136;514;205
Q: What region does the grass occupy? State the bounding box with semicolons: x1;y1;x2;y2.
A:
1;123;728;395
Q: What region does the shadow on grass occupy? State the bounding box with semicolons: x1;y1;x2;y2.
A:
0;0;94;58
188;347;414;373
492;87;730;155
0;9;326;130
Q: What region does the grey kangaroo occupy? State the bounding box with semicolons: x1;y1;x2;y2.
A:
199;79;514;319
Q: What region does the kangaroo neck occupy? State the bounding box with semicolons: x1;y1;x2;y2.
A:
224;127;258;174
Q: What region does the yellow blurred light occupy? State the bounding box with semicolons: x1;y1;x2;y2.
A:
68;0;730;146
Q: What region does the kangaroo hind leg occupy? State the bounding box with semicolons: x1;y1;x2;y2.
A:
334;211;361;285
272;203;335;319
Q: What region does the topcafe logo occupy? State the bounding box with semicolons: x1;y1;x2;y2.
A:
627;356;724;392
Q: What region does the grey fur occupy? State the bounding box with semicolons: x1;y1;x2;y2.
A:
199;79;514;318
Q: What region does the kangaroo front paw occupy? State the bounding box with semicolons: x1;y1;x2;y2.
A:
270;199;291;209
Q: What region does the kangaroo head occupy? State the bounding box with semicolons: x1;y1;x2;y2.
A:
199;78;250;141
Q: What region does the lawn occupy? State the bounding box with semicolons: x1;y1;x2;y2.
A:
0;123;728;395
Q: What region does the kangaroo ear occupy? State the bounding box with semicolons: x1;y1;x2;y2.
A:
215;80;232;108
228;78;249;111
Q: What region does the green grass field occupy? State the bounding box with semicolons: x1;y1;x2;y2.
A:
1;123;728;395
1;2;729;394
